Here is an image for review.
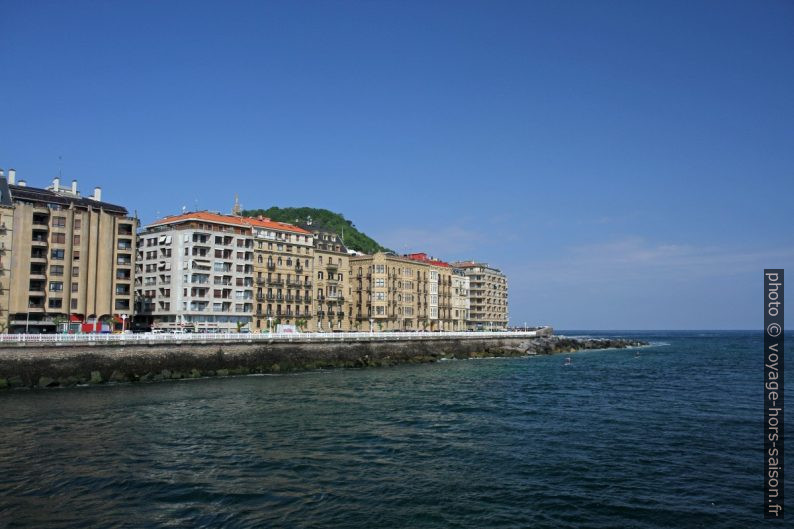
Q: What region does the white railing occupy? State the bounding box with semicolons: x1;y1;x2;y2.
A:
0;329;545;346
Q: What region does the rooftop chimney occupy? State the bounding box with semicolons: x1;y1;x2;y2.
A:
18;179;26;187
93;186;102;201
8;168;16;185
71;180;78;195
53;177;60;191
0;168;4;178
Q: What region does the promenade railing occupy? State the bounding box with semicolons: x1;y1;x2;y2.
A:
0;329;544;346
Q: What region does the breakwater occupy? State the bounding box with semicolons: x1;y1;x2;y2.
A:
0;332;646;390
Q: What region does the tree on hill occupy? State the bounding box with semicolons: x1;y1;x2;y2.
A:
241;207;391;255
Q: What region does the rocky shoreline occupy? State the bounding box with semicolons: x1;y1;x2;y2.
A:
0;335;648;390
489;336;649;357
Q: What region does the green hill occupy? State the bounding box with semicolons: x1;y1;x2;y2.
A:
241;207;391;255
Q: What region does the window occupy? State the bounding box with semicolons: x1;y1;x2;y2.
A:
72;282;79;292
50;265;64;276
73;234;80;245
74;218;81;229
73;251;80;261
375;265;385;273
375;278;385;287
71;299;78;310
51;249;65;260
375;292;386;301
52;216;66;227
318;271;323;280
51;233;66;244
49;281;63;292
48;298;63;309
72;266;79;277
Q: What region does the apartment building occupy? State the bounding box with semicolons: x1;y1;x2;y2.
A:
0;170;15;332
451;268;470;331
311;230;350;331
350;252;457;331
451;261;509;330
0;169;137;333
135;212;254;332
244;216;314;331
404;253;455;331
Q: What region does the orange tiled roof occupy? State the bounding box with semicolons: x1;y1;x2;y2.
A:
147;211;312;235
148;211;250;228
242;216;312;235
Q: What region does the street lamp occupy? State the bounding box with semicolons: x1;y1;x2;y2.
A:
369;318;374;333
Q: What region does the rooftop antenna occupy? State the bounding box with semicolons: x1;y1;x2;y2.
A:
58;155;63;179
182;205;187;214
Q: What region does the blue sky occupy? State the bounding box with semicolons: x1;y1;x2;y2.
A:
1;0;792;329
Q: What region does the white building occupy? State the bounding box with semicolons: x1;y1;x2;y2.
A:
135;212;254;332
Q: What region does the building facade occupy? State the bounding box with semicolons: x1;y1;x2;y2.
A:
245;216;314;332
404;253;455;331
351;252;451;331
135;212;254;332
451;268;470;331
311;230;350;332
451;261;509;330
0;170;137;333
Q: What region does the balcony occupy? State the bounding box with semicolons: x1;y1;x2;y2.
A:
266;262;276;271
268;279;284;287
287;280;302;288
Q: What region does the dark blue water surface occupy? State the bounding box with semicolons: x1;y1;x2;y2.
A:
0;331;790;528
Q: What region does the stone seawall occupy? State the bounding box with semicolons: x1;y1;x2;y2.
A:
0;337;533;390
0;333;647;390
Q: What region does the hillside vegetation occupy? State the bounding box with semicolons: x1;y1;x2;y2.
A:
241;207;390;255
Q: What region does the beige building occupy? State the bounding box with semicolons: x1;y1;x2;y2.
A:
0;170;137;333
135;211;254;332
0;170;15;332
451;261;509;330
404;253;454;331
349;251;458;331
451;268;470;331
310;230;350;332
243;216;314;332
